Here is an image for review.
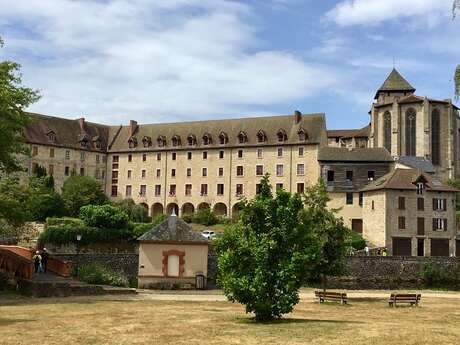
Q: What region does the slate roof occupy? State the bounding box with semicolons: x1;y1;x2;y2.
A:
138;215;208;243
327;124;370;139
24;113;109;152
360;168;458;192
395;156;435;174
374;68;415;99
318;147;393;162
108;113;326;152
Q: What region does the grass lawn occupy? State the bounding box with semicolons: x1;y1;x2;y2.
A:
1;291;460;345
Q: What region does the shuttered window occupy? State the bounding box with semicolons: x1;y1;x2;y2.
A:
398;216;406;230
398;197;405;210
417;217;425;235
417;198;424;211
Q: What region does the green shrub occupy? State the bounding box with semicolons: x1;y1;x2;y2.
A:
181;214;193;223
152;214;167;226
132;223;153;238
193;208;218;226
421;264;460;287
61;176;108;216
350;232;366;250
76;263;128;287
115;198;150;223
79;204;129;229
46;217;84;227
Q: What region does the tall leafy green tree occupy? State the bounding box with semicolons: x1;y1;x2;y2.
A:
28;175;64;221
0;177;30;226
0;37;40;173
216;175;349;321
61;176;108;216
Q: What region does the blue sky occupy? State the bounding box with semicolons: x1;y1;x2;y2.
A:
0;0;458;129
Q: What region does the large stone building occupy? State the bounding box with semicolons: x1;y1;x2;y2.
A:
15;69;460;256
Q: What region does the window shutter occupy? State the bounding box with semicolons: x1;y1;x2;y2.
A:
432;198;436;211
443;219;448;231
432;218;436;231
443;199;447;211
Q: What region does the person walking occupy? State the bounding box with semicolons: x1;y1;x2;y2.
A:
41;248;49;273
32;251;42;274
364;245;370;256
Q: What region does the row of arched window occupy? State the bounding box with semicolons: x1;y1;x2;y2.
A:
382;108;440;165
128;128;308;149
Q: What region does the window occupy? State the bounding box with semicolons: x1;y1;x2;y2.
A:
371;200;375;210
256;184;262;195
172;152;177;161
80;167;85;176
142;154;147;162
276;183;284;190
155;185;161;196
49;148;54;158
433;198;447;211
80;151;85;161
398;196;405;210
298;129;307;141
32;146;38;156
157;153;161;161
431;109;440;165
65;166;70;176
405;108;417;156
398;216;406;229
346;170;353;181
112;171;118;179
203;151;208;160
218;167;224;177
202;168;207;177
95;169;100;179
200;184;208;196
171;135;181;147
417;217;425;235
187;152;192;160
277;148;283;157
236;184;243;196
238;149;243;158
142;136;152;148
277;129;287;142
327;170;334;182
157;136;166;147
359;192;363;206
48;164;54;175
219;132;228;144
256;165;263;176
237;131;247;144
383;111;391;153
111;185;118;197
257;130;266;143
125;185;132;197
185;184;192;196
65;150;70;160
217;184;224;195
156;169;161;178
112;163;119;170
187;134;196;146
101;170;105;179
141;170;146;178
416;182;424;195
96;155;100;164
219;150;224;159
417;197;424;211
171;169;176;177
140;185;147;197
368;171;375;181
297;183;305;194
298;147;304;156
433;218;448;231
186;168;192;177
202;133;212;145
276;164;283;176
167;254;180;277
169;184;176;196
297;164;305;176
127;170;132;179
346;192;353;205
257;148;263;158
113;155;119;163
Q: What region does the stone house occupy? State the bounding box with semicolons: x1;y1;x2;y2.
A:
361;169;459;256
137;213;208;288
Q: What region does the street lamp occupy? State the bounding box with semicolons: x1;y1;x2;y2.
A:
76;234;82;275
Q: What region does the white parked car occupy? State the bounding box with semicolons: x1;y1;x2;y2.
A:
201;230;216;240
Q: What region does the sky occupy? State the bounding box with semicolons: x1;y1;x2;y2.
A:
0;0;459;129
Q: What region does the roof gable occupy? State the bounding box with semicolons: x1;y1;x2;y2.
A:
138;216;208;243
375;68;415;99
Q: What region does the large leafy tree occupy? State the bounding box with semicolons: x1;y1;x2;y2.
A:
28;172;64;222
216;175;349;321
61;176;108;217
0;177;30;227
0;37;40;173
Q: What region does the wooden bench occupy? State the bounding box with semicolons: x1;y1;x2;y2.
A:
315;291;348;304
388;293;421;307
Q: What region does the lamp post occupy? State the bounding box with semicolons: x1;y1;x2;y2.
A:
76;234;82;275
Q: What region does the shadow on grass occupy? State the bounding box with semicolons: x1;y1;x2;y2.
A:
0;318;38;326
236;317;364;325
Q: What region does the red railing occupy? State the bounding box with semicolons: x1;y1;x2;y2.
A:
0;246;34;280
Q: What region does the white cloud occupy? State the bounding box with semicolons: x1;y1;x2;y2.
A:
0;0;340;124
325;0;451;27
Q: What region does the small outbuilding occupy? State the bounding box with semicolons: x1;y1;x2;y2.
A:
137;213;209;289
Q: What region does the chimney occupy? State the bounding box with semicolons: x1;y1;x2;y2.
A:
129;120;138;137
294;110;302;124
168;208;177;230
78;118;86;132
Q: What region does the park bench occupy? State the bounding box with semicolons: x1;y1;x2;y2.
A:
315;291;348;304
388;293;421;307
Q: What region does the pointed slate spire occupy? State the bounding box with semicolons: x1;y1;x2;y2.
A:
374;68;415;99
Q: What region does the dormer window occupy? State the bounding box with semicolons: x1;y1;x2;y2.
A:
298;128;307;141
202;133;212;145
142;136;152;148
46;131;56;143
219;132;228;145
277;129;287;142
80;138;89;148
416;182;425;195
237;131;247;144
157;135;166;147
187;134;196;146
93;138;101;149
257;130;267;143
172;135;181;147
128;136;138;149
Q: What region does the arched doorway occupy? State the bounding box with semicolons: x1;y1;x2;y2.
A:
182;203;195;216
151;203;164;218
166;203;179;216
232;203;242;222
213;203;227;217
197;202;210;211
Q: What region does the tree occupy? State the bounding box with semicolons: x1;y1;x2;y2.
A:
61;176;107;216
216;175;350;321
0;37;40;173
28;175;64;221
0;177;30;226
79;204;129;229
115;198;149;223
